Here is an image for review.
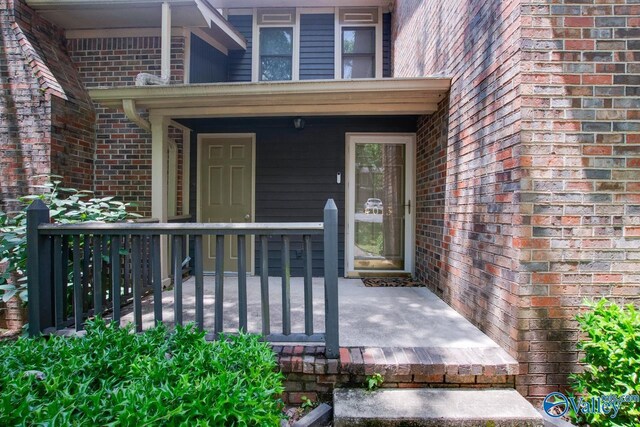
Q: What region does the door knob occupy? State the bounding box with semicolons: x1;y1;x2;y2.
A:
245;214;251;221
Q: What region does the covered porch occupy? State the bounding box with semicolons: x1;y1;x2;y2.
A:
89;77;451;283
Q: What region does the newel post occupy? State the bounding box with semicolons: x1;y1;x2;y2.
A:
26;199;52;336
323;199;339;358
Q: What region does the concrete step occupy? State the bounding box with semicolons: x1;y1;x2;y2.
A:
333;388;544;427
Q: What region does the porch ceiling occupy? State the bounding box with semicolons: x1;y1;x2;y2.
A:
89;78;451;119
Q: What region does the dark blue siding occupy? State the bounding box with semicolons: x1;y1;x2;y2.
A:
300;14;335;80
190;34;228;83
182;116;417;277
383;13;391;78
227;15;252;82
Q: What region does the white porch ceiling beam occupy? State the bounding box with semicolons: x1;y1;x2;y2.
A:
89;78;452;118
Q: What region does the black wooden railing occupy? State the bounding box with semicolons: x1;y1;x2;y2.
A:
26;199;339;358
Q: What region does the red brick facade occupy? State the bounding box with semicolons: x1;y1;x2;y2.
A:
67;36;185;215
394;0;640;402
0;0;94;210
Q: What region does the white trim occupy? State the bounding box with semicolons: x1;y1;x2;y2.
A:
252;8;299;82
181;127;191;217
293;8;301;81
333;7;340;80
196;133;256;274
375;7;383;79
150;114;170;285
226;8;253;15
189;27;229;55
298;7;334;14
90;77;452;117
167;138;178;217
251;8;259;82
344;133;416;277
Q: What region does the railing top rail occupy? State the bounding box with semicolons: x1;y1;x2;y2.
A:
38;221;325;236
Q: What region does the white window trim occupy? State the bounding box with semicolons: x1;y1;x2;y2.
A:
251;8;300;82
334;7;383;80
344;133;416;277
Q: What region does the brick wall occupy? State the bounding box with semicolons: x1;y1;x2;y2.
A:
393;0;524;357
0;0;94;211
394;0;640;402
67;36;185;215
518;0;640;401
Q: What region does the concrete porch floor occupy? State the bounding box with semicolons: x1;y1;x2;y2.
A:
122;277;501;349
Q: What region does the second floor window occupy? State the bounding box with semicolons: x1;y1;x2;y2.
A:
260;27;293;81
342;27;375;79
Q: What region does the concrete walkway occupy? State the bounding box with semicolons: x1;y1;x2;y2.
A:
123;277;500;349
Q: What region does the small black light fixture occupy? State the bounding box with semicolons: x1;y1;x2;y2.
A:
293;117;305;130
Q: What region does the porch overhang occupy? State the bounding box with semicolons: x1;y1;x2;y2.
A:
88;78;451;118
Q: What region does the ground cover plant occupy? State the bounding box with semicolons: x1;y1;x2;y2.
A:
0;318;284;425
570;298;640;427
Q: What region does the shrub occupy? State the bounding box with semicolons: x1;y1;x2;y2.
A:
0;176;138;303
0;318;285;425
570;298;640;426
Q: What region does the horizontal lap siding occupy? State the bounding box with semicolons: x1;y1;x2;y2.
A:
300;14;335;80
227;15;252;82
184;116;416;276
190;34;228;83
383;13;391;78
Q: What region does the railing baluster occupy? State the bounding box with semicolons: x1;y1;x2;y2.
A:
281;235;291;335
214;235;224;336
73;236;83;332
82;235;91;312
110;236;121;325
151;235;163;323
92;236;103;315
61;236;70;323
102;236;109;305
53;235;64;329
194;235;204;331
303;235;313;336
123;236;131;296
260;236;270;336
237;235;247;331
173;235;183;326
132;235;142;332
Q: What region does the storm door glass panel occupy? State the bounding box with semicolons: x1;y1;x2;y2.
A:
342;27;375;79
354;143;405;270
260;27;293;81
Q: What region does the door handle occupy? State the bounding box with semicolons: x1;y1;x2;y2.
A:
405;200;411;214
244;214;251;221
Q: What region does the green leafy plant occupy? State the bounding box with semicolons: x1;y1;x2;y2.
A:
569;298;640;426
300;395;316;411
0;318;285;425
367;372;384;391
0;176;138;304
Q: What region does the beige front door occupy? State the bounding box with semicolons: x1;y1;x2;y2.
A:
199;134;254;272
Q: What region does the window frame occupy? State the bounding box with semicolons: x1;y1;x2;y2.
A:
341;26;376;79
252;8;300;82
258;27;294;81
335;7;383;80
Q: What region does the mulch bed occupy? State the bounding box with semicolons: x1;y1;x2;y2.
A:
362;277;425;287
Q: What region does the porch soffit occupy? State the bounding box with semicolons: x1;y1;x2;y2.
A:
88;78;451;119
25;0;246;50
